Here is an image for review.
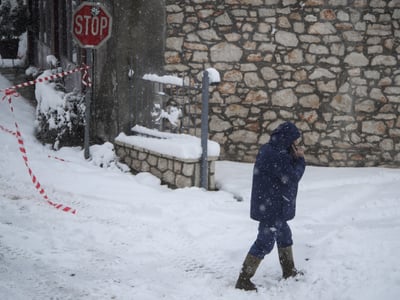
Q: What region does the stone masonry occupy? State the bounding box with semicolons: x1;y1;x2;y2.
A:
165;0;400;167
114;140;218;190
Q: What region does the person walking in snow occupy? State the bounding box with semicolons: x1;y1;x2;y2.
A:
235;121;306;291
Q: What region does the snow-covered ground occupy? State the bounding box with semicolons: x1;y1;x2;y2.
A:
1;72;400;300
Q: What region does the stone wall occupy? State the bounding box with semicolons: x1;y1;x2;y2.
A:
114;140;218;190
165;0;400;167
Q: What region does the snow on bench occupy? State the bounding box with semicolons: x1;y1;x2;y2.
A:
114;125;220;190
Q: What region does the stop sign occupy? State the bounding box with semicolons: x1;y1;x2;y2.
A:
72;2;112;48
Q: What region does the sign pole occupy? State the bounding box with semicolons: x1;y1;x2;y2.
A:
72;1;112;159
84;48;93;159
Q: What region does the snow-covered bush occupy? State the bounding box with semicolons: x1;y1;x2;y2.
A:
151;99;182;132
34;68;86;149
88;142;130;172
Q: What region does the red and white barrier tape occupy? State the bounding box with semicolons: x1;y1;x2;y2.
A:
0;64;91;94
1;127;71;161
0;65;91;214
81;66;92;87
47;155;70;163
1;92;76;213
0;124;16;136
0;123;69;162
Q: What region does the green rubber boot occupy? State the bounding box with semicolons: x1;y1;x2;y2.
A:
235;253;262;291
278;246;303;279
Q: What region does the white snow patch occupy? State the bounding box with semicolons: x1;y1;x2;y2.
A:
115;125;220;159
143;73;186;86
206;67;221;84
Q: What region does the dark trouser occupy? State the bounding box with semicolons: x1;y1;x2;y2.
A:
248;220;293;259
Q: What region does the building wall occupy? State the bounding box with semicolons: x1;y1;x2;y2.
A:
29;0;167;145
165;0;400;167
92;0;166;142
28;0;83;97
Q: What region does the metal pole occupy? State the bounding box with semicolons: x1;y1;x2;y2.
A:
129;55;134;130
200;70;209;189
84;48;93;159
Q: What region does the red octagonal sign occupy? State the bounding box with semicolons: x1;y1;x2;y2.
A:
72;2;112;48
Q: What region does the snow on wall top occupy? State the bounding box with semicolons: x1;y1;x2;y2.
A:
142;74;185;86
142;68;220;86
115;125;220;160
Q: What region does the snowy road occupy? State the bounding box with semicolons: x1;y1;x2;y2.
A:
1;73;400;300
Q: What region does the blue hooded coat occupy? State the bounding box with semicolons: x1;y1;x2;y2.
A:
250;122;305;225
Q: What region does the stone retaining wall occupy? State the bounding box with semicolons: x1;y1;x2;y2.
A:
114;140;218;190
165;0;400;167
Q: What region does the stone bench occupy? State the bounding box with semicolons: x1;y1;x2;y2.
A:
114;129;219;190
